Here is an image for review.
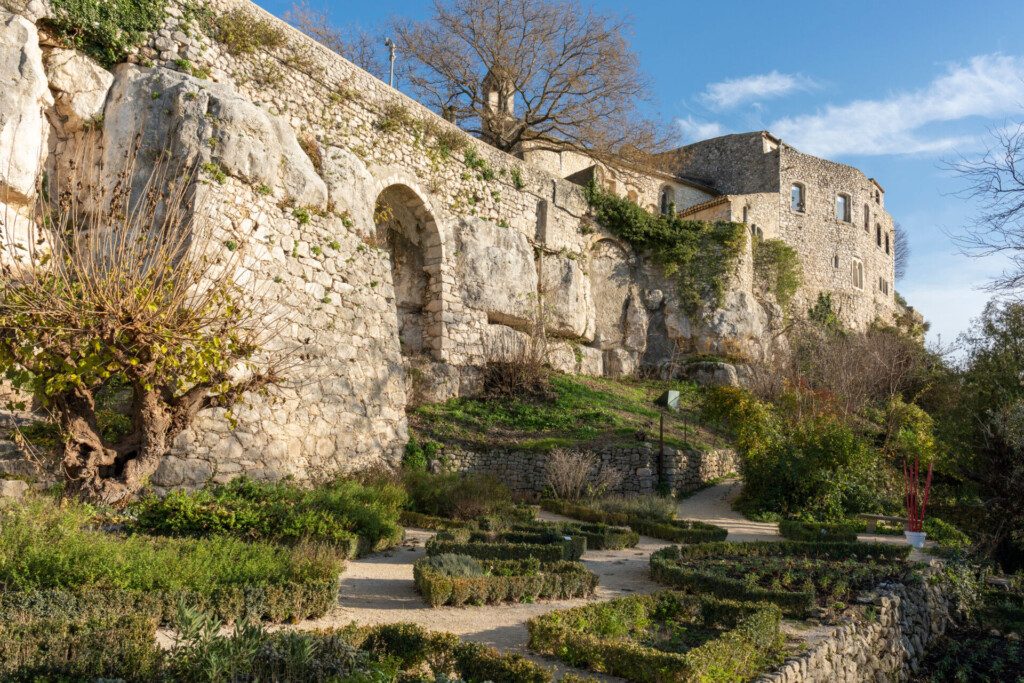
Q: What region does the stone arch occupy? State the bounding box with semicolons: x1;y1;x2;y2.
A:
373;182;445;360
589;238;633;349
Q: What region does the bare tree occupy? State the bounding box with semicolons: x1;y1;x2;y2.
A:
0;153;286;504
285;2;387;80
947;121;1024;294
894;221;910;281
390;0;673;161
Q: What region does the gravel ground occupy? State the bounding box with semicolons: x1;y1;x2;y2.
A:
677;478;782;542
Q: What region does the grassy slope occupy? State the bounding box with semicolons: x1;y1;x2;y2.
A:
410;373;730;453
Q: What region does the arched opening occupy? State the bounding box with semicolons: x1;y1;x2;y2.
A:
659;186;674;216
374;184;443;360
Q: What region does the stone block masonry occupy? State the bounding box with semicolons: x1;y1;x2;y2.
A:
442;444;738;497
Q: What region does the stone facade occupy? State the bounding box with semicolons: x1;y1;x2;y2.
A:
442;444;738;497
757;573;954;683
0;0;904;489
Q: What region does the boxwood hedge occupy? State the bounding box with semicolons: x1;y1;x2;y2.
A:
527;591;782;683
541;499;727;544
414;556;598;607
778;519;860;543
425;528;587;562
514;520;639;550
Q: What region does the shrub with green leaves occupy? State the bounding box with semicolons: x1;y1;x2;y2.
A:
415;556;598;607
528;592;783;682
402;469;518;521
48;0;168;68
778;519;860;543
0;496;342;624
753;238;803;309
651;543;913;617
425;528;587;562
916;629;1024;682
130;476;405;557
514;519;639;550
540;498;727;544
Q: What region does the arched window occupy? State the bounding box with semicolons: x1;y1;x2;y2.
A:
791;183;805;212
863;204;870;232
659;186;674;216
851;258;864;290
835;193;851;222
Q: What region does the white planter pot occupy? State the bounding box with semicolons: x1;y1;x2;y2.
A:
904;531;927;549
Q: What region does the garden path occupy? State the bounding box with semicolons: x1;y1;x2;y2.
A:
297;511;670;681
676;477;782;542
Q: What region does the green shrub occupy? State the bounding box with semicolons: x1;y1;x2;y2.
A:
422;553;485;578
425;528;587;562
592;494;676;522
415;558;598;607
48;0;168;68
402;469;517;521
0;589;162;681
917;629;1024;682
0;497;342;624
514;519;639;550
398;510;467;531
130;476;405;557
651;543;913;617
924;517;972;555
540;499;727;544
753;238;802;309
212;7;287;55
778;519;860;543
528;592;782;682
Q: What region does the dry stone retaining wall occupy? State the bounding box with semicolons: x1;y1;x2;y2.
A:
757;574;954;683
441;444;737;496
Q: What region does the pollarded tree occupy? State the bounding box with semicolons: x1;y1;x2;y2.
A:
0;157;284;504
390;0;673;162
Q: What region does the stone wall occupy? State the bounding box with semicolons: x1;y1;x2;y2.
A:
757;573;954;683
442;444;737;497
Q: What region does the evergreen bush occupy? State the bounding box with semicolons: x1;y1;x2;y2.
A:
414;558;598;607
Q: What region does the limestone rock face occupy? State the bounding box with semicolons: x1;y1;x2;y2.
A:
685;361;740;388
43;48;112;134
457;216;537;329
623;288;648;353
0;12;51;204
322;145;376;237
664;289;772;360
481;323;530;362
541;254;595;341
100;65;327;209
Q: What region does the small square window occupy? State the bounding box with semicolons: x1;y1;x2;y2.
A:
791;184;805;212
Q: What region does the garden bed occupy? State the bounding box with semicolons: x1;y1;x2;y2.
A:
541;498;727;543
651;542;914;618
778;519;860;543
414;554;598;607
528;591;783;682
425;527;586;562
515;519;639;550
914;628;1024;682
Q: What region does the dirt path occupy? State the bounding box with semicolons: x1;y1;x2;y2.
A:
292;511;670;680
676;478;782;542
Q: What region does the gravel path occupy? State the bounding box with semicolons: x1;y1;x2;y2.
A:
676;478;782;542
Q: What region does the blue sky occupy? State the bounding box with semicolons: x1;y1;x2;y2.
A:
256;0;1024;347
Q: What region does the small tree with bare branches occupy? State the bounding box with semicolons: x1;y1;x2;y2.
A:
390;0;672;161
284;2;386;79
0;158;284;504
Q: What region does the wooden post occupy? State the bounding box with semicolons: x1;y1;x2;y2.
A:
659;412;665;487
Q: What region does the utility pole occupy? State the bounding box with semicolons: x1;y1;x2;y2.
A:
384;37;396;88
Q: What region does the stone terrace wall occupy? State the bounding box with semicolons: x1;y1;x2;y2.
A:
757;574;954;683
442;444;737;497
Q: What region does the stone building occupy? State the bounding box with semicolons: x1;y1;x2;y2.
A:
0;0;907;490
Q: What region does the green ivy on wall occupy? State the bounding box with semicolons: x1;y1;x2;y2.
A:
584;182;747;317
753;238;802;310
48;0;168;68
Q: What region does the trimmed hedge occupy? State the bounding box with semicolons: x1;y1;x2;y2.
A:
0;590;162;681
514;520;639;550
399;510;468;530
528;591;782;683
1;497;342;624
662;540;911;562
541;498;727;544
414;557;598;607
651;543;914;618
779;519;860;543
131;477;406;558
426;528;587;562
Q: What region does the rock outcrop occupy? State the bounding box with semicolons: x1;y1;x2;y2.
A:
0;11;50;204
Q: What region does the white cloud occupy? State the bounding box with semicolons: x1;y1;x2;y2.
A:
770;54;1024;157
676;116;725;142
700;71;818;110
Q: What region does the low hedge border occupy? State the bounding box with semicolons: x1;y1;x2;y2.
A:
426;529;587;562
513;520;639;550
661;540;911;562
541;499;727;544
527;592;782;683
414;558;598;607
778;519;860;543
399;510;468;531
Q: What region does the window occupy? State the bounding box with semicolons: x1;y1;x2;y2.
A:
833;254;840;269
885;233;890;255
750;224;763;241
874;189;881;204
742;206;749;224
659;186;674;216
835;193;851;222
851;258;864;290
791;183;805;212
878;277;890;295
863;204;870;232
876;224;882;248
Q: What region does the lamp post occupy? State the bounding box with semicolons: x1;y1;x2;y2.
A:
384;37;396;88
654;390;681;494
